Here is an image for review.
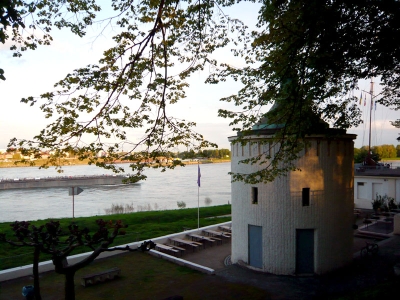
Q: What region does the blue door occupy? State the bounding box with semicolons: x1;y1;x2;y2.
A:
248;225;262;268
296;229;314;274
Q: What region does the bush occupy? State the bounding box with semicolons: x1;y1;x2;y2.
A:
177;201;186;209
372;194;397;212
388;197;398;210
104;203;135;215
372;196;384;212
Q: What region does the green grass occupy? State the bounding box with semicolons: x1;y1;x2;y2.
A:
0;250;270;300
381;157;400;161
0;205;231;270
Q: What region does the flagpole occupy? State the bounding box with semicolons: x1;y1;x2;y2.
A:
197;162;200;230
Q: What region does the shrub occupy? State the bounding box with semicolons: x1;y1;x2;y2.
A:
388;197;398;211
372;194;397;212
177;201;186;209
372;194;385;212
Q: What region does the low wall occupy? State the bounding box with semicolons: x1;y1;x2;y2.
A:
148;250;215;275
0;221;231;282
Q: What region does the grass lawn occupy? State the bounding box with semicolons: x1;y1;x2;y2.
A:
0;251;271;300
0;205;231;270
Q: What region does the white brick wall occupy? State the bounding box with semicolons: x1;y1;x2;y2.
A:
230;135;355;275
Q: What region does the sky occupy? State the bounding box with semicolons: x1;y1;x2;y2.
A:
0;2;399;153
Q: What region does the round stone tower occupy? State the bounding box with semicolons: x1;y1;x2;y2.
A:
229;107;356;275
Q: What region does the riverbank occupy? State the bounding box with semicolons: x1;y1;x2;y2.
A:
0;158;231;168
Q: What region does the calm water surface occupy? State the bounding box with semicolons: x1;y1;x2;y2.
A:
0;163;231;222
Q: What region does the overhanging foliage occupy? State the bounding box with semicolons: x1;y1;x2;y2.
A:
3;0;400;183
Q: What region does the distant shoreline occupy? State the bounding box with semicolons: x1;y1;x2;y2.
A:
0;158;231;169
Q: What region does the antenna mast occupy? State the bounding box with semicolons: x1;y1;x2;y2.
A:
368;79;374;156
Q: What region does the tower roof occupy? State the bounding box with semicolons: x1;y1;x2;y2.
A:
250;101;339;135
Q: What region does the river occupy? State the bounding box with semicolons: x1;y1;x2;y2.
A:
1;159;399;223
0;163;231;222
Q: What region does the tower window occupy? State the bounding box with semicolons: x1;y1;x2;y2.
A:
252;187;258;204
302;188;310;206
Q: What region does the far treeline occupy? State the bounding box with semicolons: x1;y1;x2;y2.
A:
177;149;231;160
1;148;231;161
354;144;400;163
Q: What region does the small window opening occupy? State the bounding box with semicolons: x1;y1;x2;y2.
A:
357;182;364;186
252;187;258;204
302;188;310;206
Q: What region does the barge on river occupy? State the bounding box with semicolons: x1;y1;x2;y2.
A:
0;175;130;190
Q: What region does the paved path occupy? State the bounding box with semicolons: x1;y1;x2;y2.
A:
182;234;400;299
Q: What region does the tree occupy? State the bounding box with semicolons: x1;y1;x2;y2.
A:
353;147;364;164
50;219;154;300
372;144;397;159
0;0;100;80
392;120;400;142
213;0;400;182
8;0;234;179
219;149;231;158
0;221;47;300
0;219;155;300
12;152;20;159
354;146;381;164
7;0;400;183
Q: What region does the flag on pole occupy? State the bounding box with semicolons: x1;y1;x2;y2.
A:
375;101;377;110
197;164;201;187
364;94;366;106
371;100;374;110
359;92;362;105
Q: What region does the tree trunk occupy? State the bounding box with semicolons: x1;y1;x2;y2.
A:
33;247;42;300
64;271;76;300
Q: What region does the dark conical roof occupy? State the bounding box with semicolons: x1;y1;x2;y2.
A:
251;101;330;134
252;101;285;130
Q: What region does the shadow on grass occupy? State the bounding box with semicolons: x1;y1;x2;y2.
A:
0;251;271;300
